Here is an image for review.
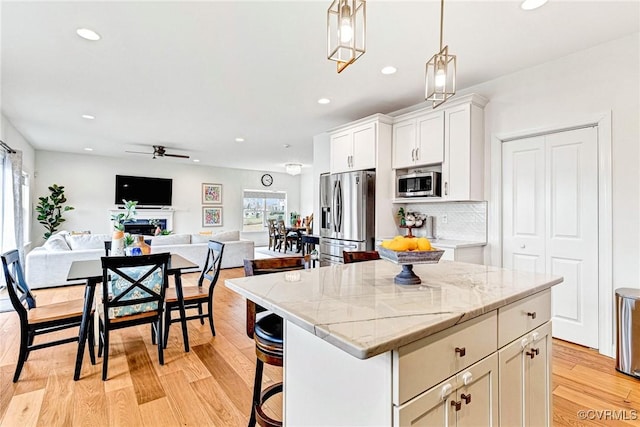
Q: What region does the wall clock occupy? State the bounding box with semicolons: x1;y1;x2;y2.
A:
261;173;273;187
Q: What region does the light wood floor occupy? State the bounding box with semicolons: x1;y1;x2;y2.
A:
1;268;638;426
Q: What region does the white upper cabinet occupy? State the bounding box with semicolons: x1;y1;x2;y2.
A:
442;100;485;201
392;111;444;169
329;114;392;174
391;94;487;202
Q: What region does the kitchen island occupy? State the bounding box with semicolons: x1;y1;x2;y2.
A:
225;260;563;426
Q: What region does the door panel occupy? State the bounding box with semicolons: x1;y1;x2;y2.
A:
502;137;545;274
352;123;376;170
417;111;444;165
502;127;599;348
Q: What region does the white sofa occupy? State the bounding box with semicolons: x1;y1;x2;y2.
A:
25;230;254;289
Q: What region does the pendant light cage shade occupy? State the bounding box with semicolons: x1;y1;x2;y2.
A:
327;0;366;73
425;45;457;108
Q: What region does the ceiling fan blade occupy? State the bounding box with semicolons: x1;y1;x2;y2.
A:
125;150;153;155
163;153;190;159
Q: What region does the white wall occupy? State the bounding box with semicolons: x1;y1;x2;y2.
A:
32;151;301;247
312;132;330;234
456;33;639;289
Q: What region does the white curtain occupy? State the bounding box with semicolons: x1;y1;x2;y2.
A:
1;149;24;263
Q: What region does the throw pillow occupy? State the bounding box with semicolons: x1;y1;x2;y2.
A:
212;230;239;242
108;266;163;318
43;234;71;251
66;233;110;250
190;234;212;244
150;234;191;246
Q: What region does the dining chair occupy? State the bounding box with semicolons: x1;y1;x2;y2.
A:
98;253;170;380
1;249;96;382
243;256;309;427
163;240;224;347
274;220;291;253
342;250;380;264
267;219;277;251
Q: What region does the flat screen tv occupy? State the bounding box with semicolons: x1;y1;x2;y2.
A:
115;175;172;207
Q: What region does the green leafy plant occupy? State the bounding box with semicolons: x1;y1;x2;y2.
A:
111;200;138;231
123;234;135;247
36;184;75;240
397;207;406;226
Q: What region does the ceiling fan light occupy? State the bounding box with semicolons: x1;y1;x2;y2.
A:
285;163;302;176
327;0;366;73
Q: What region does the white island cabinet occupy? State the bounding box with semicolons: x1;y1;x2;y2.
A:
225;260;561;426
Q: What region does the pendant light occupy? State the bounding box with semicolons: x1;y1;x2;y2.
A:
425;0;456;108
327;0;366;73
285;163;302;176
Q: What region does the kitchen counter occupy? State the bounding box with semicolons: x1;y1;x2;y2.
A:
225;260;561;359
226;260;562;426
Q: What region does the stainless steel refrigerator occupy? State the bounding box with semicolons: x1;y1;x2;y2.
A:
319;170;376;265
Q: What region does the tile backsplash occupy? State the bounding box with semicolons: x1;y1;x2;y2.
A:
399;201;487;242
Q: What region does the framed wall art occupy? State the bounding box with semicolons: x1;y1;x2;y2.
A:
202;183;222;204
202;206;223;227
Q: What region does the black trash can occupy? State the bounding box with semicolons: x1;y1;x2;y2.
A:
615;288;640;378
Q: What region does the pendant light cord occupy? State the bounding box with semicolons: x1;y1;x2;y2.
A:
439;0;444;51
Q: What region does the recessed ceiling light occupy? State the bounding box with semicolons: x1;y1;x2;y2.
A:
381;66;397;75
235;137;245;142
81;114;95;120
76;28;101;41
283;144;290;148
317;98;331;105
84;147;93;151
193;159;200;163
521;0;548;10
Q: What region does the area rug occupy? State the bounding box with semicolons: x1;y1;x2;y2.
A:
254;246;303;259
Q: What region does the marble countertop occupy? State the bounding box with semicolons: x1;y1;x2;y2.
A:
225;260;562;360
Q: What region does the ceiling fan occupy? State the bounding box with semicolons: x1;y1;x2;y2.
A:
126;145;190;159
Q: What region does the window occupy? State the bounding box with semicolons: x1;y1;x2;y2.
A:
243;190;287;232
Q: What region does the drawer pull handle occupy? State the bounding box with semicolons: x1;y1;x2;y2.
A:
455;347;466;357
461;393;472;404
527;311;537;319
526;348;540;359
451;400;462;411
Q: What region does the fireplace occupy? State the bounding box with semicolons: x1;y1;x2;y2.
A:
108;208;174;233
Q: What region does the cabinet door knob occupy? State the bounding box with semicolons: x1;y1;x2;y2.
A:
520;244;526;249
451;400;462;411
411;148;415;161
415;147;420;160
455;347;466;357
461;393;472;404
444;182;448;196
527;311;537;319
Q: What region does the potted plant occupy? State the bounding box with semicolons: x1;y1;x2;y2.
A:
110;200;137;256
36;184;75;239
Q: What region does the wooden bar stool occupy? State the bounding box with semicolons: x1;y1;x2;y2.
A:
243;257;308;427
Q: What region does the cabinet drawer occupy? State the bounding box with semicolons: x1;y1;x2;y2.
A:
498;290;550;348
393;311;497;405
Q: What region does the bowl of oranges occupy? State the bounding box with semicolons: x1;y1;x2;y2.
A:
378;236;444;264
377;236;444;285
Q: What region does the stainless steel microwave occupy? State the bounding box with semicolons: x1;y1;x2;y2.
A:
397;172;441;197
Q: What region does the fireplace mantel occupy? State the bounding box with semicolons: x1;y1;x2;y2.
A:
107;207;174;231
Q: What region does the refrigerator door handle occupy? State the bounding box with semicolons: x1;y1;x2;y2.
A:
335;179;343;233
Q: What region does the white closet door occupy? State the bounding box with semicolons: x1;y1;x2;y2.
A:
502;136;546;273
502;127;599;348
545;128;599;348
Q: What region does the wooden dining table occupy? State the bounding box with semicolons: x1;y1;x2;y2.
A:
67;253;198;381
285;226;308;253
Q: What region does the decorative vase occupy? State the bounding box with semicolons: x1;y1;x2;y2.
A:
111;230;126;256
126;235;151;256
